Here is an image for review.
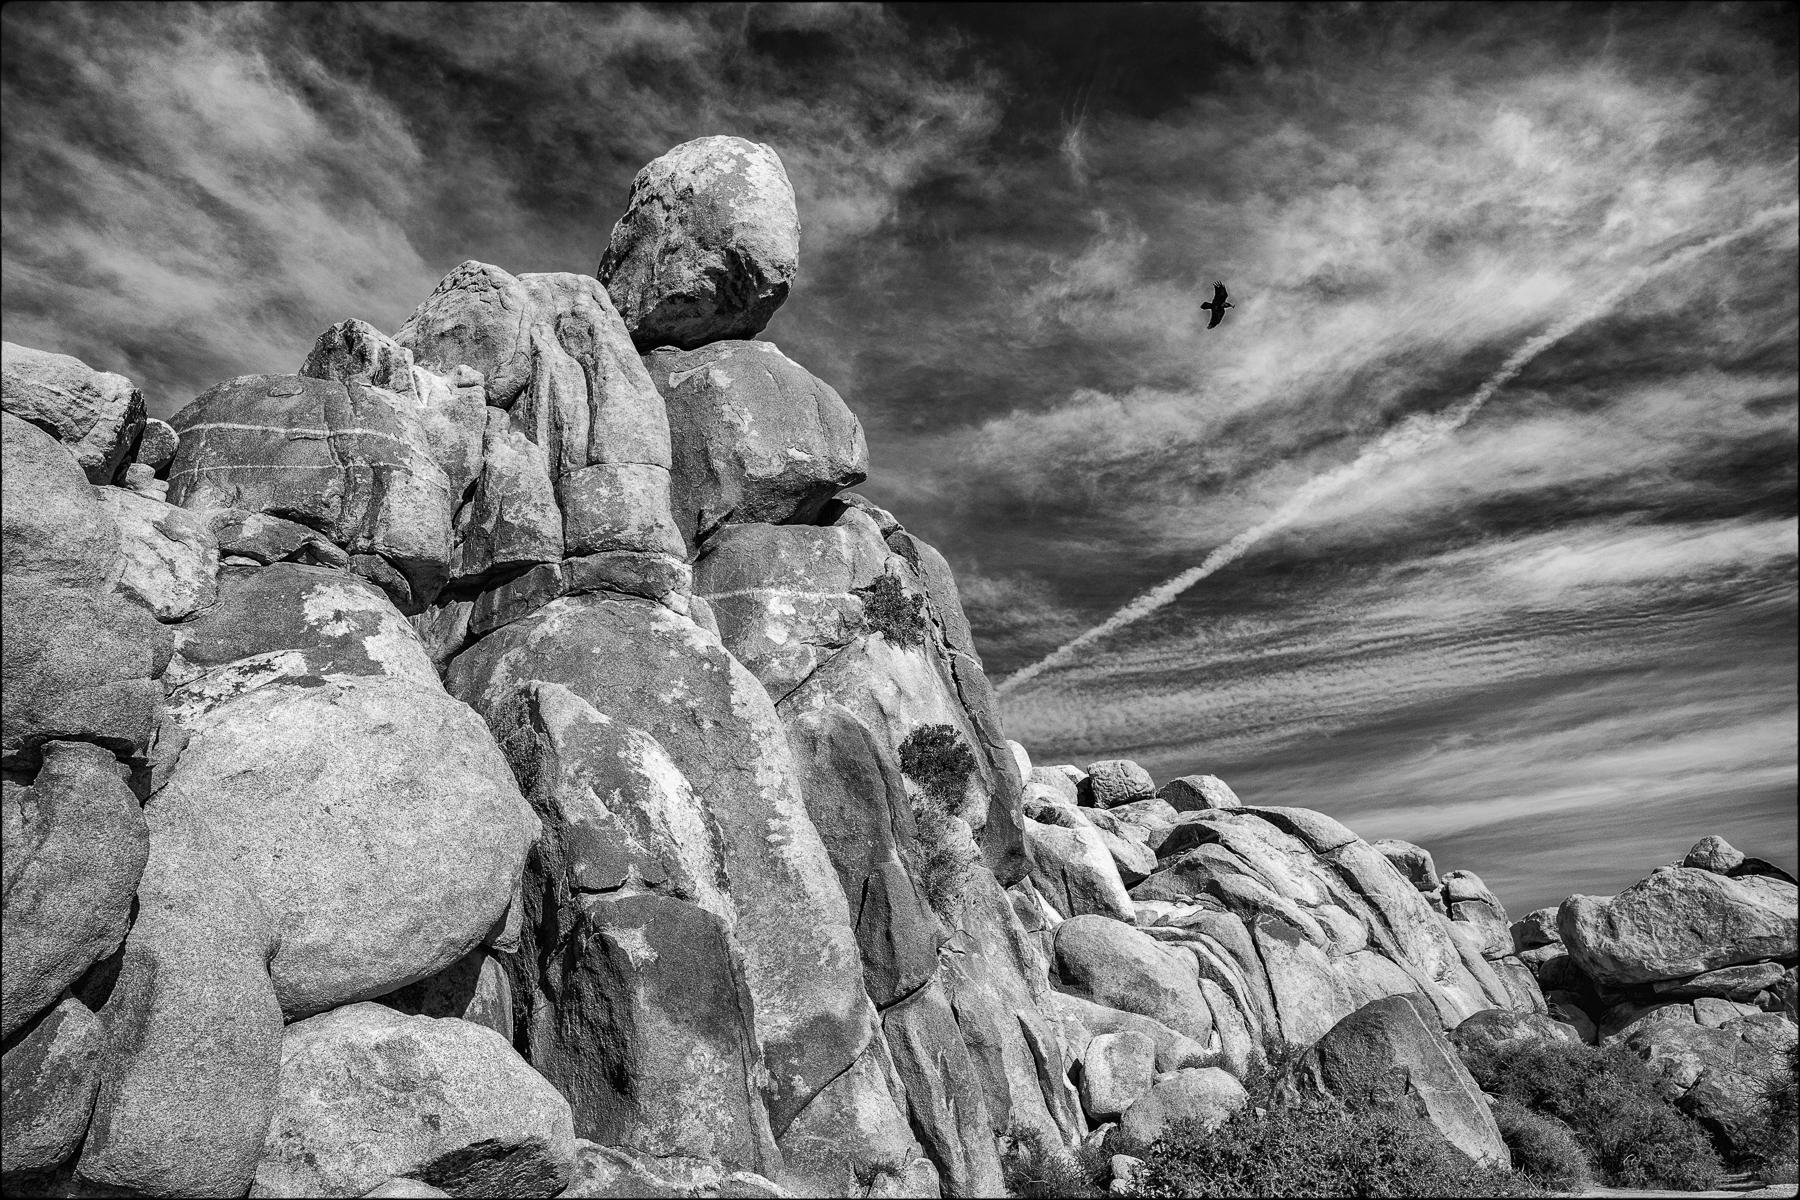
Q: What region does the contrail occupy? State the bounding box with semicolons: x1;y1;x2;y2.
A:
997;204;1800;696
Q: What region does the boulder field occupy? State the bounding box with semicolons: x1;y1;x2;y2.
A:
3;135;1794;1199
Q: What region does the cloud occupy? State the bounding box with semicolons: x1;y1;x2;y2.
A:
0;3;1003;415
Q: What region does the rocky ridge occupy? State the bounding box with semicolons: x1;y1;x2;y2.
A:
2;134;1794;1199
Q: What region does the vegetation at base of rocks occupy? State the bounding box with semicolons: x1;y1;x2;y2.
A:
1488;1095;1592;1191
856;571;926;646
999;1121;1111;1198
1458;1034;1724;1190
1119;1101;1546;1199
1737;1042;1799;1181
899;724;984;926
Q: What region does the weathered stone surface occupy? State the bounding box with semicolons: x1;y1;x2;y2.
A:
168;563;438;704
378;947;515;1043
252;1004;576;1199
1625;1013;1799;1155
1442;869;1511;959
1282;994;1509;1169
1116;1068;1246;1145
449;595;875;1137
469;552;694;639
1053;915;1214;1046
1559;867;1798;987
1;997;102;1184
1030;767;1081;807
1080;1031;1155;1118
133;417;179;473
207;507;350;567
697;519;888;702
167;373;457;608
2;587;169;769
453;407;562;582
1025;815;1135;923
776;1038;929;1199
478;679;783;1171
363;1180;451;1199
1371;838;1440;892
597;136;799;351
939;868;1080;1142
784;705;942;1009
1512;906;1562;950
562;1140;796;1200
1692;997;1763;1027
2;411;120;593
94;487;219;623
1157;775;1240;812
645;340;867;551
77;812;284;1198
1;741;148;1041
1075;807;1158;885
881;980;1005;1198
299;319;487;500
533;893;772;1168
886;530;980;666
395;264;684;564
1683;835;1747;875
1047;991;1212;1076
2;342;144;484
1084;760;1155;808
1447;1008;1580;1059
777;611;1023;885
1652;961;1789;1002
153;674;538;1018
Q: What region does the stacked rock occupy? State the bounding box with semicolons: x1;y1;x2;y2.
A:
1009;751;1536;1166
1508;836;1798;1155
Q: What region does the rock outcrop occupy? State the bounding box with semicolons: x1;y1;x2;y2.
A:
10;132;1779;1200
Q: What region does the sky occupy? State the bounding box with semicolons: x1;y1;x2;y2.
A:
3;1;1795;915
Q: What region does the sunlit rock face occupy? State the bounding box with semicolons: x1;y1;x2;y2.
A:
17;126;1792;1200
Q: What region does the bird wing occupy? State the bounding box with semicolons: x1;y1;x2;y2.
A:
1212;282;1229;304
1206;306;1224;329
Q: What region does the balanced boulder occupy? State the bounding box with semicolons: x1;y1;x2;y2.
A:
597;135;799;351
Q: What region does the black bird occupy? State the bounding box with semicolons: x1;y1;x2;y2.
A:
1201;281;1234;329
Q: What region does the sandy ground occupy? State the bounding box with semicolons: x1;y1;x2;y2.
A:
1564;1183;1795;1199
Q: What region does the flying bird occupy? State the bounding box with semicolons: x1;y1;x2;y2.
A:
1201;281;1234;329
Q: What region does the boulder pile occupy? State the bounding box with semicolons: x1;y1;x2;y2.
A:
3;134;1791;1198
1509;835;1797;1149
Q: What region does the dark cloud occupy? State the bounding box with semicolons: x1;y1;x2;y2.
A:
3;1;1794;910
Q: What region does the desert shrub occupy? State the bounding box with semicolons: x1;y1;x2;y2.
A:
999;1121;1110;1198
899;723;977;809
1124;1100;1543;1199
1459;1034;1723;1189
898;724;984;925
1736;1041;1800;1178
1489;1095;1591;1191
857;571;926;646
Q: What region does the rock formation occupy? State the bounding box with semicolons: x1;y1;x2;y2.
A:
3;134;1791;1199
